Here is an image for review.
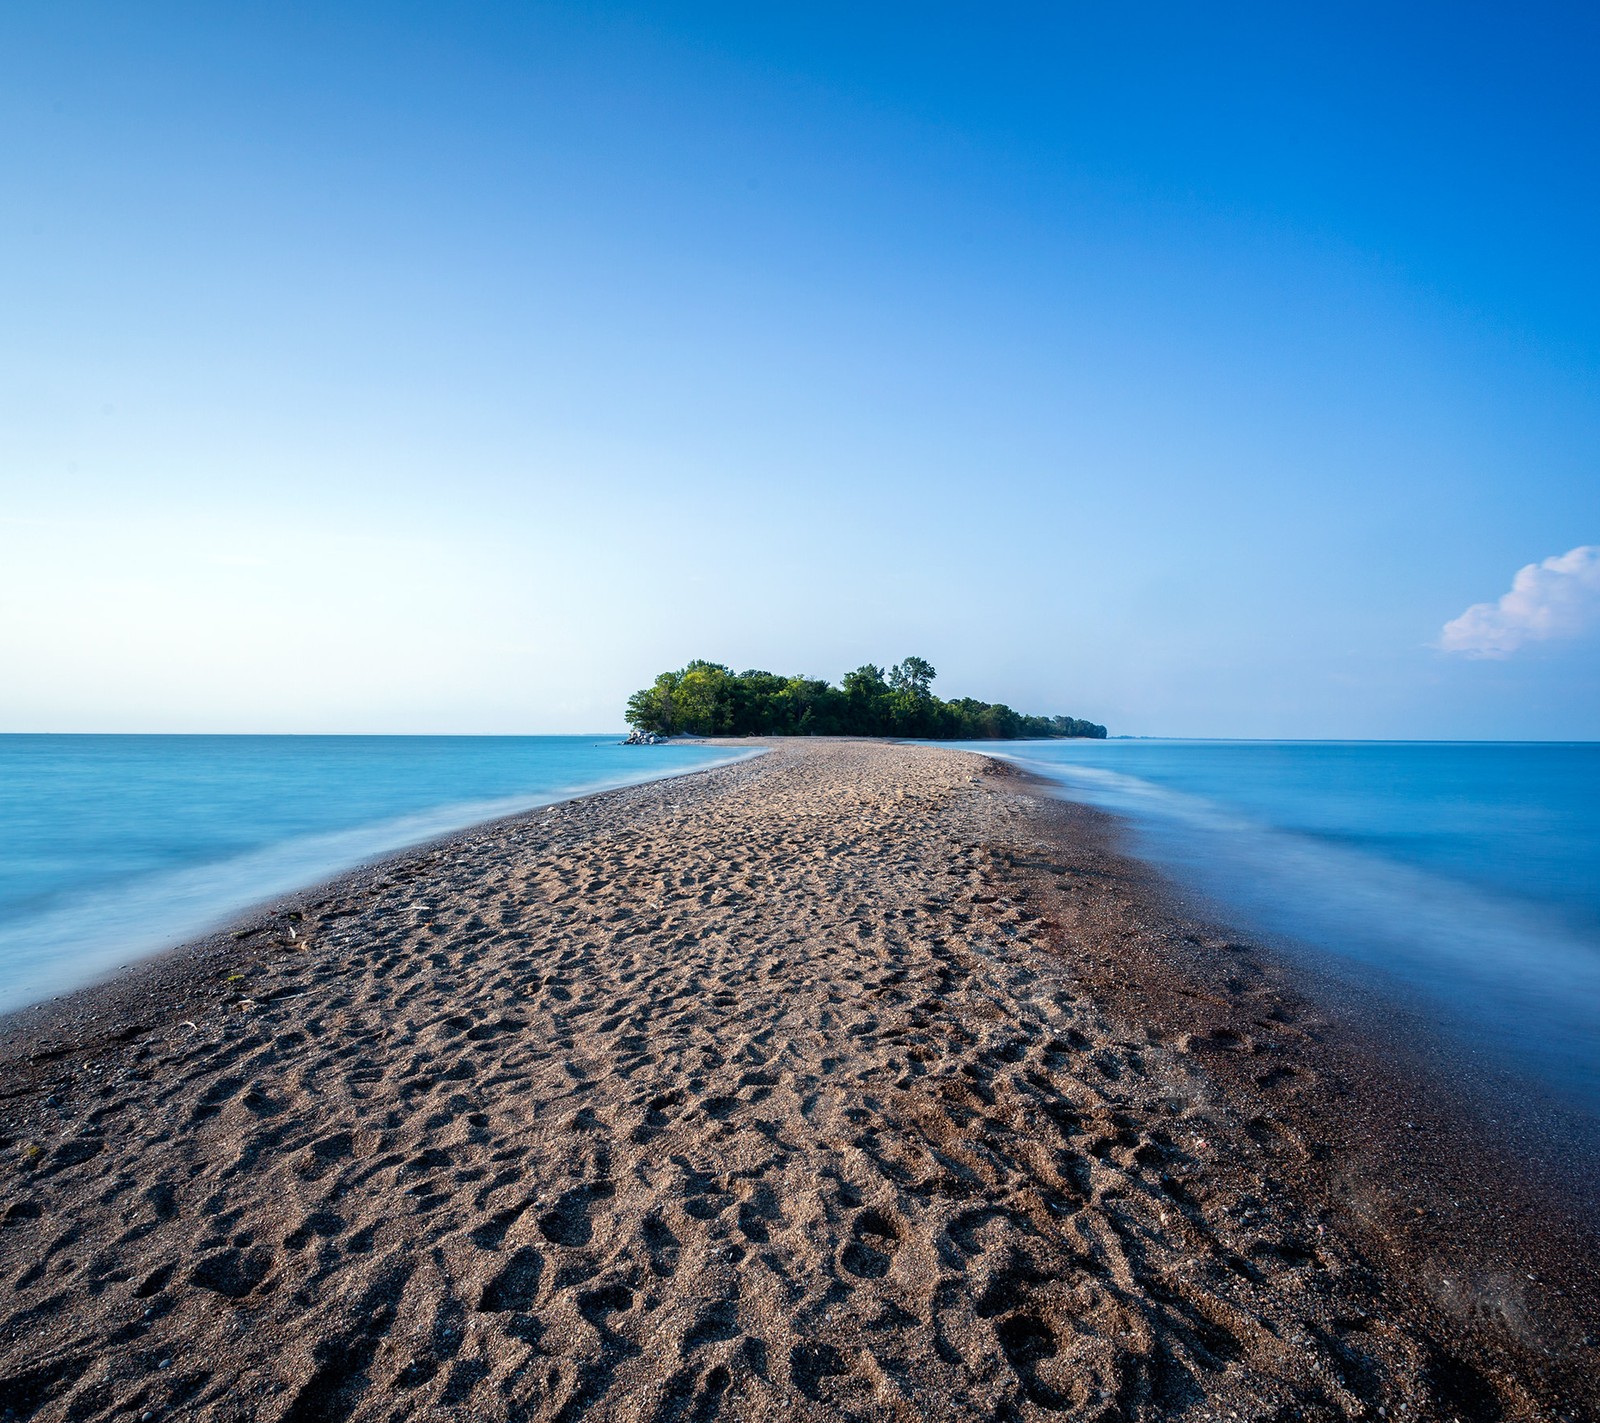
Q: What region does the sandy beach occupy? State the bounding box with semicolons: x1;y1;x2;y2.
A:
1;740;1595;1421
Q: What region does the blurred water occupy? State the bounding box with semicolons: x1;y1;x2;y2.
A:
0;734;751;1013
968;740;1600;1111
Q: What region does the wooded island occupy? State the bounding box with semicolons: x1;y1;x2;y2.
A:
625;658;1107;739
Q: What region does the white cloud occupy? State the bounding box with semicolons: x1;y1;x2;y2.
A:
1439;545;1600;658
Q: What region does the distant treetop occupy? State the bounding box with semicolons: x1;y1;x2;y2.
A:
625;658;1106;740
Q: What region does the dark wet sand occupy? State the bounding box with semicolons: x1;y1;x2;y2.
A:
1;740;1595;1421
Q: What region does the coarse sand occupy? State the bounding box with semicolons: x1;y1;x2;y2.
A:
1;741;1595;1421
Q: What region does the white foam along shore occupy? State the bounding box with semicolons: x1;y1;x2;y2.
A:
995;747;1600;1108
0;746;764;1015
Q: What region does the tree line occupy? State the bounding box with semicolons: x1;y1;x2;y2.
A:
625;658;1107;740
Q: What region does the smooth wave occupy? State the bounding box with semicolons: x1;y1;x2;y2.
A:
0;738;756;1013
986;743;1600;1108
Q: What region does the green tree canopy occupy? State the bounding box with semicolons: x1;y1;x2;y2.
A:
623;657;1106;740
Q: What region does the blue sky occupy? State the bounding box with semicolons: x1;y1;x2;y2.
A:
2;2;1597;736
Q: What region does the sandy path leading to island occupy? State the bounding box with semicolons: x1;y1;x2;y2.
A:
0;742;1589;1421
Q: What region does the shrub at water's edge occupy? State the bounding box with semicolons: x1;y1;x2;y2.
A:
625;658;1107;740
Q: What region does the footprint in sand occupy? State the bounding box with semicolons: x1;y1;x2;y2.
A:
839;1207;902;1279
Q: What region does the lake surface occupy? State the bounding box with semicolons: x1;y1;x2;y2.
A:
0;734;752;1013
970;739;1600;1113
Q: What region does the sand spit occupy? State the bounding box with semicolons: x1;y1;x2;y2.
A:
0;741;1594;1421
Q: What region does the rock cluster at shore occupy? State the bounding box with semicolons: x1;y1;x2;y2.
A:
0;742;1593;1421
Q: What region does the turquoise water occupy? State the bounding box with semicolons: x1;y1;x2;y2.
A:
0;734;752;1013
972;740;1600;1110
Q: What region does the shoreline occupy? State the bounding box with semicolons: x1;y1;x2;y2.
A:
1;740;1594;1419
999;773;1600;1395
0;742;763;1038
987;740;1600;1145
1010;760;1600;1196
